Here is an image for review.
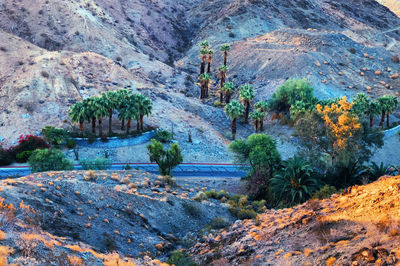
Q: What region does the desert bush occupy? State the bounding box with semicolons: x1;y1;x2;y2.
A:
79;157;111;170
166;250;197;266
15;151;33;163
392;55;399;63
147;140;183;176
12;135;49;156
209;217;230;229
0;147;14;166
29;149;73;173
41;126;69;145
154;129;173;143
193;191;208;202
84;170;97;181
365;162;396;182
182;202;201;218
312;185;339;199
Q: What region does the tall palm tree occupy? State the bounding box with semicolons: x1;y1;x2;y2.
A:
116;89;131;130
239;84;255;123
207;49;214;73
221;82;235;104
83;98;97;134
366;101;381;128
200;40;209;75
377;95;395;127
250;110;265;132
220;44;231;66
135;94;153;131
255;101;269;131
385;95;398;127
119;94;138;134
102;90;119;136
93;97;109;137
218;65;228;102
68;102;88;132
224;100;245;140
200;40;209;49
199;73;211;99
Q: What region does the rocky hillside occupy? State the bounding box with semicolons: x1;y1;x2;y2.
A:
378;0;400;16
0;170;234;265
1;0;400;154
191;175;400;265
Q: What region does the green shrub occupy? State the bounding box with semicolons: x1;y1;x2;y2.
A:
166;250;197;266
79;157;111;170
147;139;183;176
210;217;230;229
41;126;69;145
16;151;33;163
236;209;257;220
204;190;218;199
182;202;201;218
193;191;208;202
312;185;338;200
154;129;173;143
0;147;14;166
66;139;77;149
124;164;132;170
29;149;73;173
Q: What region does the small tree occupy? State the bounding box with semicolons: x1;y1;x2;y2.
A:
199;48;208;75
68;102;88;132
229;134;281;199
218;65;228;102
29;149;73;173
135;94;153;131
116;89;131;130
102;90;120;135
207;49;214;73
199;73;211;99
224;100;245;140
239;84;255;123
147;140;183;176
255;101;269;130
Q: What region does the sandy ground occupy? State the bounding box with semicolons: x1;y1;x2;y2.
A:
176;177;246;195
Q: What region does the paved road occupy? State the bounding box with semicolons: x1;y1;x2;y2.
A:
0;163;249;179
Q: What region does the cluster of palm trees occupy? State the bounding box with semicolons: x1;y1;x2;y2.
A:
353;93;398;128
198;41;232;100
224;84;270;140
68;90;152;137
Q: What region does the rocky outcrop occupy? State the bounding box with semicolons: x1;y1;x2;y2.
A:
191;175;400;265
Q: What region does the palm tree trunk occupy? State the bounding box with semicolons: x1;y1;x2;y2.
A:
226;92;231;104
260;120;264;131
224;52;227;66
98;118;103;137
79;121;83;132
200;83;204;99
92;117;96;134
220;90;224;103
232;118;237;140
207;57;212;73
140;115;144;131
121;117;125;130
108;109;113;135
127;119;131;134
200;58;206;75
369;115;373;128
387;112;390;128
379;110;385;127
136;120;140;131
245;101;250;123
255;121;258;132
205;83;209;98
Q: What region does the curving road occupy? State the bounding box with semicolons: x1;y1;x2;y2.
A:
0;163;249;179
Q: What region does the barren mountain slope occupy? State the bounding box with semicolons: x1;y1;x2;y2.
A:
191;175;400;265
378;0;400;17
0;170;234;265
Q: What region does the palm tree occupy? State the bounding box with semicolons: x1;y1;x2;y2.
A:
221;82;235;104
116;89;131;130
119;94;138;134
218;65;228;102
200;40;209;49
224;100;245;140
239;84;255;123
135;94;153;131
199;41;209;75
102;90;120;135
255;101;269;131
83;98;97;134
220;44;231;66
68;102;88;132
365;101;380;128
352;93;371;121
199;73;211;99
377;95;396;127
92;97;109;137
385;95;398;127
250;110;265;132
207;49;214;73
